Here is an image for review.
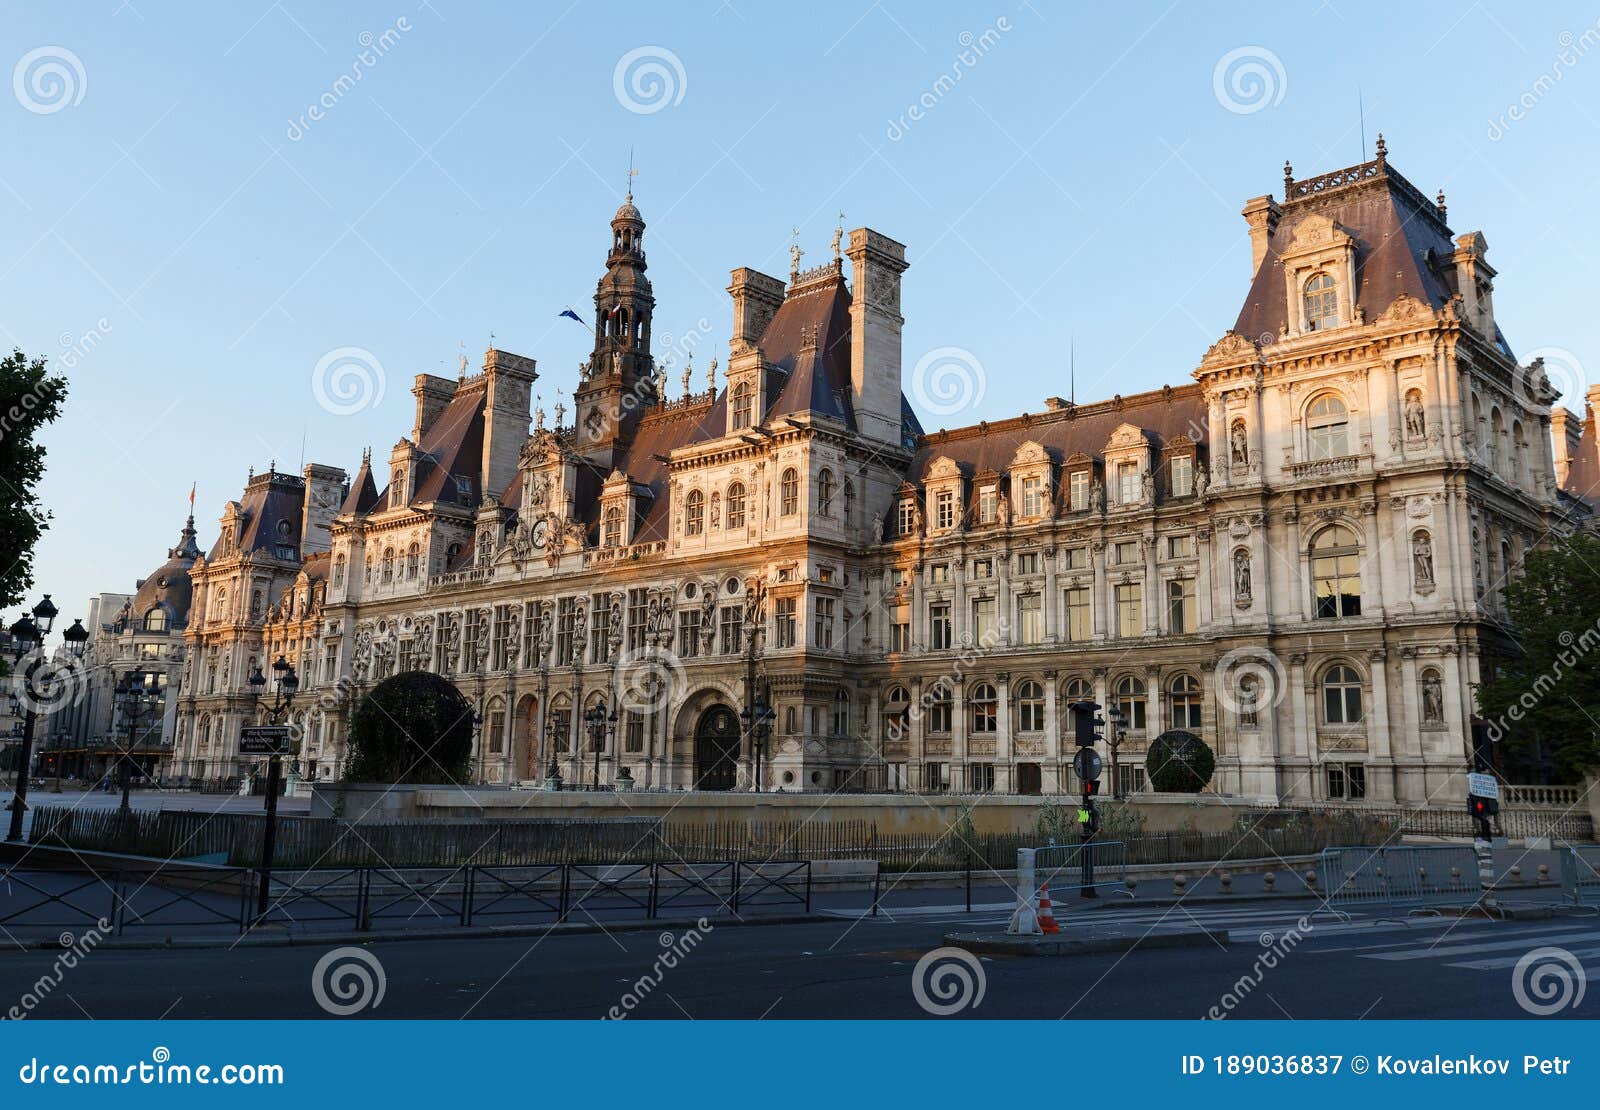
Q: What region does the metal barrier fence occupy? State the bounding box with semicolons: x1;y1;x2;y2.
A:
1561;846;1600;907
1318;846;1481;913
0;858;812;939
1033;841;1129;897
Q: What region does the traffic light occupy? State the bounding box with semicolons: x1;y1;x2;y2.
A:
1083;778;1100;797
1069;700;1103;748
1469;795;1498;819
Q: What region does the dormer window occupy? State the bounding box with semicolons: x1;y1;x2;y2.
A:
934;489;955;530
603;506;622;548
1306;394;1350;460
1117;462;1140;505
1303;272;1338;331
1019;476;1043;518
896;498;916;535
977;486;997;524
730;381;753;430
1069;470;1089;512
1170;455;1193;498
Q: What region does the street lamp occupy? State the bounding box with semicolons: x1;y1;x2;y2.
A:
4;596;57;842
583;701;616;790
1106;705;1126;800
247;655;297;917
51;620;88;793
112;668;165;813
740;696;776;792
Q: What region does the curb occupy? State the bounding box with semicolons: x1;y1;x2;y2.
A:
8;912;833;952
942;926;1230;956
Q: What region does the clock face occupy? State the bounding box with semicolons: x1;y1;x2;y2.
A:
532;520;548;547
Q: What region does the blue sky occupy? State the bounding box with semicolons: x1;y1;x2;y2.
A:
6;0;1599;636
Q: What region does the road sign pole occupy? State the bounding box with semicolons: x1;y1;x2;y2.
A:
256;753;282;917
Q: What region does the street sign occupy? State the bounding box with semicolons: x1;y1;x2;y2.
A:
239;725;291;755
1466;772;1498;800
1072;747;1102;783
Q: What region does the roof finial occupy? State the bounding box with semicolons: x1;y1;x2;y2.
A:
1283;159;1294;197
458;340;468;380
832;212;844;262
789;227;803;281
1435;188;1447;221
707;356;716;393
1374;132;1387;164
361;446;371;466
681;356;692;399
626;147;638;203
534;397;545;432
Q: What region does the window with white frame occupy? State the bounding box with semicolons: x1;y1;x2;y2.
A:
1325;761;1366;799
1166;577;1196;634
969;683;997;733
1016;593;1042;644
684;490;705;536
970;597;997;644
725;482;746;530
1170;454;1193;497
1118;461;1140;504
1322;664;1364;724
977;486;997;524
780;468;799;515
1020;475;1043;517
1306;394;1351;460
934;488;955;530
1063;587;1091;642
1015;681;1045;732
1069;469;1089;512
1303;272;1338;331
1115;583;1142;638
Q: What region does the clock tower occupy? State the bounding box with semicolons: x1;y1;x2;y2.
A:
573;193;657;468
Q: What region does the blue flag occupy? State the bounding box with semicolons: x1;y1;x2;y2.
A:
558;308;586;327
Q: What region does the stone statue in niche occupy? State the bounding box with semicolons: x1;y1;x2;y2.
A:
1090;477;1104;512
1233;549;1253;604
1238;675;1259;728
1412;532;1435;587
1194;465;1208;496
572;602;588;665
1421;672;1445;724
1230;421;1249;466
1141;470;1155;501
1404;391;1426;440
870;512;884;544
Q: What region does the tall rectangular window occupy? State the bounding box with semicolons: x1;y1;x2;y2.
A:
1118;462;1140;505
719;606;742;655
1170;454;1193;498
774;597;796;648
971;597;997;644
814;597;836;649
1115;583;1143;638
627;589;648;651
977;486;997;524
1070;470;1089;512
929;603;952;650
678;609;700;658
934;489;955;530
1020;476;1043;517
1166;578;1196;634
1064;587;1091;642
1016;593;1043;644
590;595;610;664
891;620;911;653
556;599;576;665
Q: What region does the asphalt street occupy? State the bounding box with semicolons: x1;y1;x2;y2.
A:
5;896;1598;1020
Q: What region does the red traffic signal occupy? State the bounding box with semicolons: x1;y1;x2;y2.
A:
1083;779;1100;797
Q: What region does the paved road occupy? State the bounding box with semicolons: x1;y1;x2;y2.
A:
4;897;1597;1019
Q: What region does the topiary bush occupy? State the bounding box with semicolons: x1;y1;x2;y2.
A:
1145;729;1215;793
343;670;475;784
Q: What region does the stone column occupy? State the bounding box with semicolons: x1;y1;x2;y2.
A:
1366;649;1393;802
1143;532;1160;634
951;678;967;786
1042;668;1059;792
995;672;1011;793
1043;551;1059;643
1091;540;1108;637
1288;653;1311;802
1196;527;1214;630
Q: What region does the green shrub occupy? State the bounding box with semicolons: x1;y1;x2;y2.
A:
1145;730;1215;793
343;670;475;784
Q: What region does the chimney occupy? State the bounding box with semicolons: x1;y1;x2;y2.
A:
480;348;537;499
411;374;455;442
1551;406;1584;487
846;227;909;450
1241;195;1281;278
1453;232;1496;338
726;268;785;348
300;463;348;555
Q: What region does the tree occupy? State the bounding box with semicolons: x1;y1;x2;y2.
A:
342;670;475;784
1146;729;1215;793
0;349;68;613
1477;533;1600;779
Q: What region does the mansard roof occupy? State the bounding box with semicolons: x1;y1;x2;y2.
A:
1232;150;1507;350
208;469;305;561
906;385;1208;485
341;454;380;515
1564;404;1600;509
374;387;485;513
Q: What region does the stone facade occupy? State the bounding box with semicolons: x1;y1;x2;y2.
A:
161;144;1579;804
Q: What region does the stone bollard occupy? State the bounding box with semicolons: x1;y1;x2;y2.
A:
1126;875;1139;897
1450;865;1462;887
1173;874;1187;896
1304;869;1318;892
1263;871;1276;892
1510;865;1523;885
1219;872;1233;894
1538;863;1550;883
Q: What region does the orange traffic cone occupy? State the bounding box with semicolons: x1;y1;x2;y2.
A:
1037;883;1060;934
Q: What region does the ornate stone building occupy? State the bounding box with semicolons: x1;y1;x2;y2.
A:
165;144;1576;804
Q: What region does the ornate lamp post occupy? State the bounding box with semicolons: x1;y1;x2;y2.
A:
52;619;88;793
112;668;166;813
246;655;297;917
583;701;616;790
740;696;776;792
5;595;58;842
1106;705;1126;800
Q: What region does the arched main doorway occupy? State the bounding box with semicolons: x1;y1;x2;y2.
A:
694;704;741;791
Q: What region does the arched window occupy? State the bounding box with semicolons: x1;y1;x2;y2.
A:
1015;680;1045;733
1489;408;1506;476
405;543;420;579
333;554;346;588
684;490;705;536
832;689;849;736
969;682;997;733
1311;526;1362;619
603;506;622;548
780;468;799;516
143;607;168;633
1306;393;1350;460
1063;676;1093;704
883;685;910;741
817;468;835;516
1303;271;1338;331
1114;675;1147;731
1169;673;1201;729
730;381;753;430
725;482;746;529
381;547;395;583
927;682;952;734
1322;664;1364;725
785;706;797;734
842;479;854;525
1512;421;1526;485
